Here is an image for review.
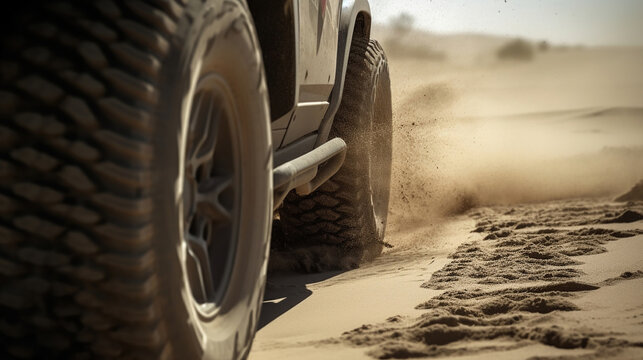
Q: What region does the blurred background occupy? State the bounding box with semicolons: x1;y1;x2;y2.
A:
364;0;643;238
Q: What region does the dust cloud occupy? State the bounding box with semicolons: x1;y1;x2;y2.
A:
383;29;643;241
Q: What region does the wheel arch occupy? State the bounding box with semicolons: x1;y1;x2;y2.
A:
315;0;372;147
246;0;373;149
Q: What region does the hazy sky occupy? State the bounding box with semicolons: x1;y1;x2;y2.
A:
369;0;643;46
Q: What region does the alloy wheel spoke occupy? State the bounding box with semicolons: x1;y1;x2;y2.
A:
196;175;233;222
186;229;215;302
189;93;222;175
187;93;206;155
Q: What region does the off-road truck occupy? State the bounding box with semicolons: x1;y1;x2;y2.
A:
0;0;392;359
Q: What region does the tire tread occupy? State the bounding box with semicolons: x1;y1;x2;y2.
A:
278;39;390;267
0;1;185;358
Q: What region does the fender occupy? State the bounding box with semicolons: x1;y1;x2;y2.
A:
315;0;371;147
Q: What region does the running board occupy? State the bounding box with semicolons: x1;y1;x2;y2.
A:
273;137;346;210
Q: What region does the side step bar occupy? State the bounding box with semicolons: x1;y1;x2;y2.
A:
273;137;346;210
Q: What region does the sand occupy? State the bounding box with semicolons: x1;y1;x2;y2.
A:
341;202;643;359
250;32;643;359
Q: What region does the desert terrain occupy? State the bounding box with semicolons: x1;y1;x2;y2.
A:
250;30;643;359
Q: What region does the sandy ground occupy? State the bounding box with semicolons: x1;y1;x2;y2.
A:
250;34;643;359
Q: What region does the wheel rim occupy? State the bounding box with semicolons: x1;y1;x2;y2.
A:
183;74;242;315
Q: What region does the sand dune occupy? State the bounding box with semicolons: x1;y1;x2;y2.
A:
617;180;643;202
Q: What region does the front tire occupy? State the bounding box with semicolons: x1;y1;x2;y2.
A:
0;1;272;359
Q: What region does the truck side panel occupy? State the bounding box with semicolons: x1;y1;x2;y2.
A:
280;0;340;147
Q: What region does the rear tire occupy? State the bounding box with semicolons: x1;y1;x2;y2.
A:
278;38;392;269
0;1;271;359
